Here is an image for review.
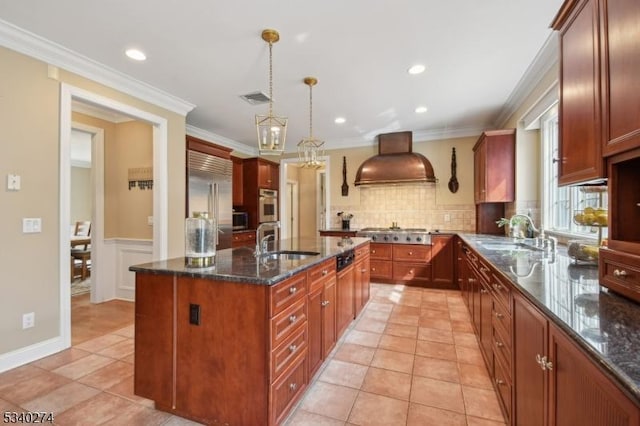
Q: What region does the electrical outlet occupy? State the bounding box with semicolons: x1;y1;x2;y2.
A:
444;214;451;222
147;216;154;226
7;174;21;191
22;312;35;329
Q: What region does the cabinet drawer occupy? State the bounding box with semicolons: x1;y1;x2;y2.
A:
271;323;307;380
393;245;432;262
370;243;392;260
270;353;307;426
599;249;640;303
307;258;336;293
393;263;431;283
477;259;492;283
270;273;307;316
492;321;511;374
232;232;255;242
493;353;512;424
492;298;511;343
370;260;393;279
271;298;307;348
355;243;370;259
490;273;512;314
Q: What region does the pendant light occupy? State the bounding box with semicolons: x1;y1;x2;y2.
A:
297;77;325;168
256;29;288;155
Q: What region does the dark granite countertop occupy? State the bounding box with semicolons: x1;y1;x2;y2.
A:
319;228;360;232
129;236;369;286
458;233;640;404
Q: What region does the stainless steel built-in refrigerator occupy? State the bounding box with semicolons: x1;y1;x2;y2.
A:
187;150;233;250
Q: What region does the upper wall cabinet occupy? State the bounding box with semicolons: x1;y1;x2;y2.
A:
553;0;605;185
601;0;640;156
473;129;515;203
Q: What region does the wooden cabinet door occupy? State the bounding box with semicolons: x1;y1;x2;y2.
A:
322;276;337;359
336;266;355;338
557;0;604;185
307;284;323;378
360;255;370;307
432;235;455;288
601;0;640;156
548;324;640;426
353;258;364;317
479;279;493;374
232;157;243;206
474;138;487;202
513;294;548;426
468;265;481;335
258;160;279;189
457;240;470;307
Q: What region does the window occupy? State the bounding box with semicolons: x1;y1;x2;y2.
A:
541;106;607;242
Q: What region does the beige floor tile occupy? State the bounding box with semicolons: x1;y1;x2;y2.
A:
360;310;392;323
361;367;412;400
344;330;381;348
387;312;420;327
347;391;408;425
104;402;173;425
121;353;135;364
112;325;135;338
77;360;134;390
453;331;480;349
52;354;116;380
392;305;421;316
448;303;470;313
299;381;358;422
30;348;91;371
0;397;22;412
449;309;471;321
456;346;485;366
417;327;454;344
52;392;137;425
407;403;467;426
0;370;71;405
420;308;450;319
458;363;493;389
354;318;387;334
97;339;135;359
319;360;368;389
384;323;418;339
466;415;507;425
415;340;457;361
333;343;376;366
285;409;346;425
366;302;394;313
413;356;459;383
21;381;100;414
378;334;416;354
74;334;128;353
422;293;449;304
451;320;475;333
370;349;414;374
162;415;206;425
419;317;453;331
396;296;422;308
410;376;465;413
462;386;505;422
105;376;155;407
0;365;47;392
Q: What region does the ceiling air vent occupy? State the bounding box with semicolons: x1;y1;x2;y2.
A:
239;91;270;105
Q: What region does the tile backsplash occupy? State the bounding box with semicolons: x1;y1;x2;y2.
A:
331;185;475;231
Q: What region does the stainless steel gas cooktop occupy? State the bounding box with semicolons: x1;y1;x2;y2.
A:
356;227;433;245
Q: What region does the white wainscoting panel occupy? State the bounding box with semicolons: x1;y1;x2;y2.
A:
104;239;152;301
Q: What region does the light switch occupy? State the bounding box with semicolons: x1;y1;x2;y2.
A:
147;216;154;226
22;218;42;233
7;174;21;191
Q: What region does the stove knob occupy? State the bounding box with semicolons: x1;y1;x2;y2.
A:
371;235;377;241
406;236;411;242
393;236;399;241
416;237;422;242
384;236;389;241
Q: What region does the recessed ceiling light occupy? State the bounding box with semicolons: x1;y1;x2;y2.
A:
334;117;346;124
125;48;147;61
415;106;428;113
407;64;426;75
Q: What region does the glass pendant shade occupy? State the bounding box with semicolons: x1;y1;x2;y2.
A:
297;76;325;168
256;29;287;155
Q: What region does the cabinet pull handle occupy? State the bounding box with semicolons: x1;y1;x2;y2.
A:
495;379;505;386
536;354;548;371
613;269;628;278
494;311;504;319
289;315;297;323
495;340;504;348
481;267;489;273
322;270;328;276
361;268;367;273
289;344;297;353
545;359;553;371
289;286;297;294
492;283;503;291
480;288;488;294
321;300;330;307
468;278;476;283
289;383;297;391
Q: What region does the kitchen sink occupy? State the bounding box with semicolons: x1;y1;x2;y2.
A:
480;242;543;252
263;250;320;260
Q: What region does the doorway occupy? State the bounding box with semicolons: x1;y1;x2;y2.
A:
286;181;299;239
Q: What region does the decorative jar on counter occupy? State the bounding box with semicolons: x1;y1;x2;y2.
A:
185;212;215;267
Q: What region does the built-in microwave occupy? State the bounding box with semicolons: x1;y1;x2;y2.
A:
258;189;278;223
232;211;249;230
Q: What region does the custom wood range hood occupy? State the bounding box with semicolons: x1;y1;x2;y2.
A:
354;131;437;186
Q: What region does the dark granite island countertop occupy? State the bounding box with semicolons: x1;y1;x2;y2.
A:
458;233;640;405
129;236;370;286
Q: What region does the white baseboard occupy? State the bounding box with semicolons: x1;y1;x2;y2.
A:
0;337;68;374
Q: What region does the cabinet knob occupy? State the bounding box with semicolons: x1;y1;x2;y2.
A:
409;251;413;255
480;288;488;294
372;268;376;272
289;344;298;353
321;300;330;307
495;340;504;348
322;270;328;276
492;283;503;291
289;315;297;323
361;268;367;273
613;269;628;278
535;354;552;371
468;278;476;283
494;312;504;319
289;286;297;294
372;250;376;254
480;267;489;273
289;382;297;391
495;378;505;386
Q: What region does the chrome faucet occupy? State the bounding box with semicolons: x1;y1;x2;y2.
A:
508;214;557;252
255;221;280;256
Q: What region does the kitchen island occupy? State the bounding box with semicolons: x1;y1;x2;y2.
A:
457;233;640;425
129;236;370;426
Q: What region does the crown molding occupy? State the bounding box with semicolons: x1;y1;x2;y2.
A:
494;32;559;128
186;125;258;156
0;19;195;116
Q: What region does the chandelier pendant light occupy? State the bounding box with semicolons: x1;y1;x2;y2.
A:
256;29;288;156
297;76;325;168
